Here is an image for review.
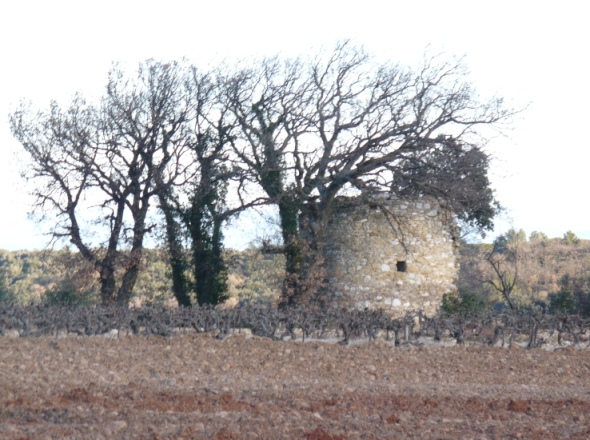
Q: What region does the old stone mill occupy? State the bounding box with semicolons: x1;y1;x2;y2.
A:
319;195;459;317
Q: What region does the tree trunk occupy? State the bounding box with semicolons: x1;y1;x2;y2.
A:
278;200;303;305
160;195;192;307
99;263;118;306
190;197;228;306
278;200;331;306
100;200;125;306
118;262;140;307
116;200;149;306
117;246;145;307
294;199;336;306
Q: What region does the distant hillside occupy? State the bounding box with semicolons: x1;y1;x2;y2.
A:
0;247;284;306
2;235;590;308
458;234;590;307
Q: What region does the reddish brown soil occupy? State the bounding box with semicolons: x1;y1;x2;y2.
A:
1;334;590;439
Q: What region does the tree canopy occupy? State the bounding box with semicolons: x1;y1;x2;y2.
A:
10;43;512;306
222;42;511;303
11;61;197;305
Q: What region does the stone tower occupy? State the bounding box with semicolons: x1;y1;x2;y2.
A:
320;196;458;317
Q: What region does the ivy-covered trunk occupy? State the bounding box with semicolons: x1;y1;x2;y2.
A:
278;200;302;305
296;202;330;305
160;194;192;307
189;186;228;306
191;213;227;306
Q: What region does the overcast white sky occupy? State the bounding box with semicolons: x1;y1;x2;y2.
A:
0;0;588;250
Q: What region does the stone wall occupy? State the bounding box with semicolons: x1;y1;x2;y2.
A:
320;196;458;317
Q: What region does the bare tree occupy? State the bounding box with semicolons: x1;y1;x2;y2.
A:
10;61;193;306
222;42;512;304
485;232;524;310
221;55;313;302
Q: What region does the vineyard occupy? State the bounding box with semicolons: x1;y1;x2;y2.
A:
2;304;589;349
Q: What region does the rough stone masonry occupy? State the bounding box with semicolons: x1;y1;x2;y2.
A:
321;195;459;317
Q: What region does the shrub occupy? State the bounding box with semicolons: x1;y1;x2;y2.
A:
441;291;488;317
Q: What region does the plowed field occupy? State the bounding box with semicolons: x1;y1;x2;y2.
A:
1;334;590;439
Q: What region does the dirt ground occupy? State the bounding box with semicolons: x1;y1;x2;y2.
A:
1;333;590;440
